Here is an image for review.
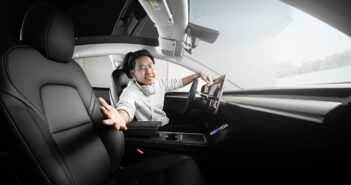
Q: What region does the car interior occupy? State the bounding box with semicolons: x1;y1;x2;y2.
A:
1;0;351;185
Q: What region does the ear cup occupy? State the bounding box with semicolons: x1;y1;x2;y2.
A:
142;84;155;96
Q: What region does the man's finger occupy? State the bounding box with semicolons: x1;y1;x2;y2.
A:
98;97;109;107
99;97;114;111
113;123;128;131
103;119;114;125
99;98;110;111
120;125;128;131
100;106;110;117
206;76;212;82
105;104;113;111
208;76;213;82
114;123;121;130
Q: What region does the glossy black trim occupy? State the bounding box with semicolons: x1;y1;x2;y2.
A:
75;35;159;46
225;87;351;98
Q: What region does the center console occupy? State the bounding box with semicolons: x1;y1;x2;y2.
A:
125;131;207;153
156;131;206;145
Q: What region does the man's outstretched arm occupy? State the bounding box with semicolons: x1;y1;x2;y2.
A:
98;97;129;130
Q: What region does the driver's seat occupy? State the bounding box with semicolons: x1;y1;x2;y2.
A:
110;52;133;108
0;3;205;185
110;69;131;108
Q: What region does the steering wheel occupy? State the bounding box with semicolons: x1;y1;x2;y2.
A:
182;78;198;114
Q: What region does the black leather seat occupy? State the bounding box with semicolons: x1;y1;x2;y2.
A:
0;3;205;185
110;52;133;107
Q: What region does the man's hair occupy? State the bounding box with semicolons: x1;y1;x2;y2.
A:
121;52;134;76
128;49;155;70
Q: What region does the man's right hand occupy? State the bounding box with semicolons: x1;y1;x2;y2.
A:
98;97;128;131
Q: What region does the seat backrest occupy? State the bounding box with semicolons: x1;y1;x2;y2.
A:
110;52;133;107
0;3;124;185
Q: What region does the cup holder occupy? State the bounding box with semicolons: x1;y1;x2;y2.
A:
156;132;206;144
165;133;178;141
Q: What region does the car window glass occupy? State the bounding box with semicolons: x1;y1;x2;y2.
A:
188;0;351;89
74;55;119;88
75;56;201;92
155;59;205;92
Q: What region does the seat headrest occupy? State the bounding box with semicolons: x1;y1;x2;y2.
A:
20;3;74;63
112;69;133;94
110;69;133;107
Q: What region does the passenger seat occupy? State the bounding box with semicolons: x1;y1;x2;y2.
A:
0;3;205;185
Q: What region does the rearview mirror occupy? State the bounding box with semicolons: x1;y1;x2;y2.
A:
186;23;220;45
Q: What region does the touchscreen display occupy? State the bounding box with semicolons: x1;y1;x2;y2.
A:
207;74;226;114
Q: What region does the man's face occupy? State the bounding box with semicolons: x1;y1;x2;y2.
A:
132;56;156;85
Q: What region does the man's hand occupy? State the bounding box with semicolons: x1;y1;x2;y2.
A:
98;97;128;131
198;72;213;86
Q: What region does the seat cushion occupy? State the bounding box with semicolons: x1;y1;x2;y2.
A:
116;154;205;185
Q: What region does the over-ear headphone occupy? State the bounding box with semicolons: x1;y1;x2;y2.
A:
141;84;155;96
135;80;155;96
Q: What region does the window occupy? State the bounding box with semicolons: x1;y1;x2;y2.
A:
155;59;199;92
75;55;197;92
188;0;351;89
74;55;117;88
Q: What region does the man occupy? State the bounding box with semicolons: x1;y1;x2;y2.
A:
99;49;212;130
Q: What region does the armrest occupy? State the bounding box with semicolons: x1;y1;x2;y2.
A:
124;121;161;138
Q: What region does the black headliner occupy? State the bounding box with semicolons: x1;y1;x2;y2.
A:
0;0;149;39
1;0;351;42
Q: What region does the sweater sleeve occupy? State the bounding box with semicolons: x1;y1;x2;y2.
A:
116;88;136;122
161;78;184;92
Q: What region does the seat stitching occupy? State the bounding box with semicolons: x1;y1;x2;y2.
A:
51;121;91;134
3;46;46;118
44;10;55;58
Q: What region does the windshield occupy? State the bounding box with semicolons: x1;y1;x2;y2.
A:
188;0;351;90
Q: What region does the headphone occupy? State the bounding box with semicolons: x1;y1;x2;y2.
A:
135;80;155;96
141;84;155;96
